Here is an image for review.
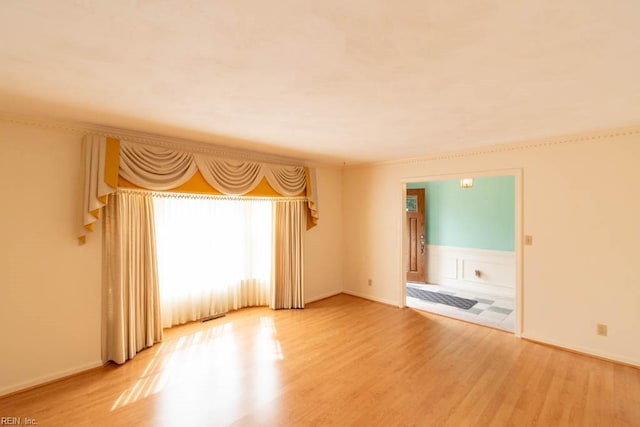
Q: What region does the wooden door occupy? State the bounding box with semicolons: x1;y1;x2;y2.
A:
406;188;426;283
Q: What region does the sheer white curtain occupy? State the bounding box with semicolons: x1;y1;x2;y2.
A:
153;194;273;327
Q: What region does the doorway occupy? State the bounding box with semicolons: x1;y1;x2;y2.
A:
402;172;522;335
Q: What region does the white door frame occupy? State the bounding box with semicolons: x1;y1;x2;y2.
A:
399;168;523;337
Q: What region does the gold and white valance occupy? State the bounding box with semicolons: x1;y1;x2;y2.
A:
119;142;198;190
80;135;319;238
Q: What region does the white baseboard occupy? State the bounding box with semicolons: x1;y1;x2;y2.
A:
426;245;515;295
522;333;640;368
343;290;400;307
0;359;104;397
305;290;343;304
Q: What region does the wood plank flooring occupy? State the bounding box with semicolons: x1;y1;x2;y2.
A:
1;294;639;426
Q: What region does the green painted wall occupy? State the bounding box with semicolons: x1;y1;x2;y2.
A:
408;176;515;251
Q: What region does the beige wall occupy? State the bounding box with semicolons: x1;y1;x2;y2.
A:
0;122;103;395
343;130;640;365
0;120;344;395
3;116;637;391
304;167;344;303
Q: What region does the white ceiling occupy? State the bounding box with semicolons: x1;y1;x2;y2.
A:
0;1;638;164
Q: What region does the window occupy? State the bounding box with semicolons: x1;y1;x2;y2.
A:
153;195;273;327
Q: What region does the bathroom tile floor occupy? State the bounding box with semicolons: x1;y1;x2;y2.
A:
406;282;515;332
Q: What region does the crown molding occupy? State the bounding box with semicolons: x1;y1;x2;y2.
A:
346;126;640;169
4;111;636;171
0;111;87;135
0;112;341;168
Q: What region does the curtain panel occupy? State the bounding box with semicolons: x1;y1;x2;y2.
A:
103;191;163;364
271;199;305;309
80;135;319;239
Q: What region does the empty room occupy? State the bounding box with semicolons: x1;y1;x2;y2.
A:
1;1;639;426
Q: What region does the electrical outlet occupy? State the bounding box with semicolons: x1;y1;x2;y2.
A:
367;279;373;287
596;324;608;336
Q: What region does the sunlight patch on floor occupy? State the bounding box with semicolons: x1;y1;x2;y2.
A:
111;321;237;411
111;314;287;413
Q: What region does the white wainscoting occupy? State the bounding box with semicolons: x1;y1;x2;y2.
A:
425;245;515;296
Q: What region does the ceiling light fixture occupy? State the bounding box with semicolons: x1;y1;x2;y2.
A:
460;178;473;188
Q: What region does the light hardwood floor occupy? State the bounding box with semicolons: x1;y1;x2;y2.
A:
1;294;639;426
